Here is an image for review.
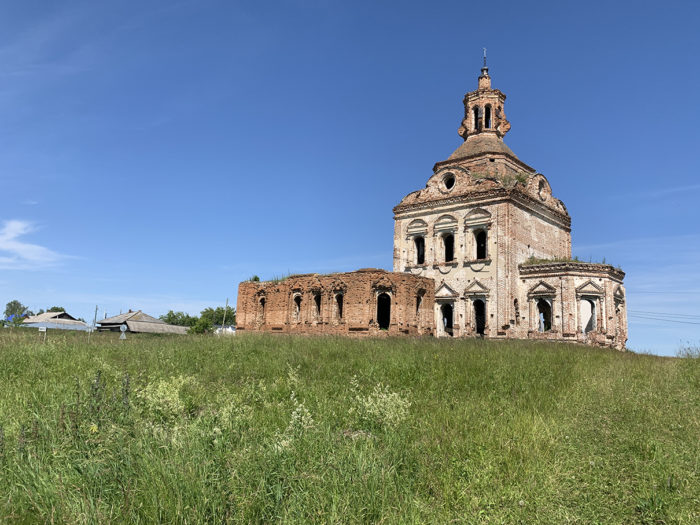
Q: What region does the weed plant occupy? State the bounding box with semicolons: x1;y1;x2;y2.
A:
0;330;697;523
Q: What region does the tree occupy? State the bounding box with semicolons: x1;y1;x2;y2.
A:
4;300;30;319
159;310;198;327
188;317;213;335
199;306;236;327
47;306;65;312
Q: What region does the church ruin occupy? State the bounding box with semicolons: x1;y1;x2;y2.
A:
237;62;627;349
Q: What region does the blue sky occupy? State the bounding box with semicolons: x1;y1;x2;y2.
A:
1;0;699;355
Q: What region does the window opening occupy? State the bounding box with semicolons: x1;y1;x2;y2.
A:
475;230;487;260
441;303;454;337
314;293;322;317
414;236;425;265
444;174;455;190
473;299;486;335
444;234;454;262
416;293;423;315
537;299;552;332
293;295;302;321
335;293;344;320
581;298;595;334
514;298;520;325
259;297;266;321
377;293;391;330
484;105;492;129
472;106;480;131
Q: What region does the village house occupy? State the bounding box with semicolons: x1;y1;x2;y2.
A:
23;311;89;331
97;310;188;335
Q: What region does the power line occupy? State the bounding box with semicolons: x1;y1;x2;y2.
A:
628;314;700;326
629;310;700;320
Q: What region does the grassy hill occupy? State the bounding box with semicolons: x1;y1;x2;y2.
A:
0;331;697;523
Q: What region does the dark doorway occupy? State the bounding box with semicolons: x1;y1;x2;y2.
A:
414;236;425;265
475;230;487;260
582;299;595;334
473;299;486;335
537;299;552;332
444;234;454;262
377;293;391;330
441;303;454;336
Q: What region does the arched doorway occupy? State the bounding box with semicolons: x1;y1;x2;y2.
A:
440;303;453;336
537;299;552;332
377;293;391;330
581;298;595;334
473;299;486;335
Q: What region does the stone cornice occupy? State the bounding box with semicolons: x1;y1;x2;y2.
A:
393;188;571;230
518;262;625;281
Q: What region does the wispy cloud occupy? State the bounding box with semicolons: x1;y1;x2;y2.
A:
0;220;68;270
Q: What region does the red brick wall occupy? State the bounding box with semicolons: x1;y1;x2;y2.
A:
236;269;435;336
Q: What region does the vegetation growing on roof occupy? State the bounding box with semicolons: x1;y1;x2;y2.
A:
521;255;619;268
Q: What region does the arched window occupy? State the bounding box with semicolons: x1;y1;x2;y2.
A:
473;299;486;335
293;295;302;322
416;294;422;315
259;297;266;322
475;230;487;260
441;303;454;337
377;293;391;330
335;293;344;320
537;299;552;332
314;293;322;318
443;234;454;262
514;298;520;325
414;236;425;265
472;106;480;131
484;105;492;129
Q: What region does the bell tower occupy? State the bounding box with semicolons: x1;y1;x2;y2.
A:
457;51;511;140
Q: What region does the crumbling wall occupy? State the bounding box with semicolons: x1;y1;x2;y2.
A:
236;269;435;337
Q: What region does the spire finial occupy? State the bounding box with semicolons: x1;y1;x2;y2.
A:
483;47;487;67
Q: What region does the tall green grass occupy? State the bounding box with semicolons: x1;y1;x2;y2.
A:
0;330;698;523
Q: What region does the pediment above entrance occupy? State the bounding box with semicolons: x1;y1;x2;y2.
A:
528;281;556;297
463;279;490;296
435;282;459;298
576;280;604;296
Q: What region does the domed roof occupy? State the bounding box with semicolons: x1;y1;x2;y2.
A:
447;133;520;162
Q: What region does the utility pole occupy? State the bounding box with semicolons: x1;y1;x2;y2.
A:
221;298;229;330
88;305;98;343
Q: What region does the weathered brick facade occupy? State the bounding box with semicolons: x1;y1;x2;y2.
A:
236;269;435;336
236;62;628;349
392;64;627;349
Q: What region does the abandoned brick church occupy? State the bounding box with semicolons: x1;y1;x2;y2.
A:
237;63;628;349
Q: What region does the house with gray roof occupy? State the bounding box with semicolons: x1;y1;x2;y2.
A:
23;311;89;331
97;310;188;335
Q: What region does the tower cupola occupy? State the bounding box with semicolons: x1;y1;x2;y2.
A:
458;53;510;141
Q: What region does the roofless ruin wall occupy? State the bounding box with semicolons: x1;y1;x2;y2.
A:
236;269;435;336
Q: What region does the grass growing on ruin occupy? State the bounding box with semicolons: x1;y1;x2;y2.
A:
0;330;698;523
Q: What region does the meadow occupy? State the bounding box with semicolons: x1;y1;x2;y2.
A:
0;330;697;524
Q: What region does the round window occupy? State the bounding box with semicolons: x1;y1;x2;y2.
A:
443;173;456;190
538;179;547;201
